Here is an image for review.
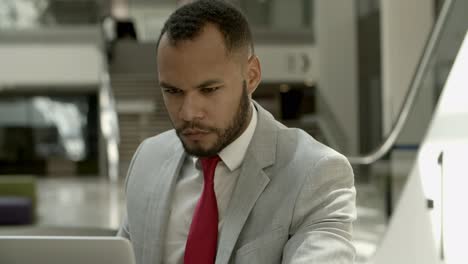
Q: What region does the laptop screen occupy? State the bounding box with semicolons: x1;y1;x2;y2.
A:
0;236;135;264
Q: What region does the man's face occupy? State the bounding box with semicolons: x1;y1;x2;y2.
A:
157;24;260;157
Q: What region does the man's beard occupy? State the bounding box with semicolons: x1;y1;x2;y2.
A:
175;81;251;157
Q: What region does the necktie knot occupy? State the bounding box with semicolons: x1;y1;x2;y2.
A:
200;155;221;183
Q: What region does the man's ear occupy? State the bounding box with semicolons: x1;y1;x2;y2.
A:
246;55;262;95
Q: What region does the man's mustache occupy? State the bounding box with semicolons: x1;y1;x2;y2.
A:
176;122;218;134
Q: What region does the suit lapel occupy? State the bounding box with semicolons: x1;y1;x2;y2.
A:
215;156;270;264
216;102;278;264
142;143;185;264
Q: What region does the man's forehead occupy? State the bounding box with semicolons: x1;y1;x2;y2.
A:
158;23;249;59
157;25;249;71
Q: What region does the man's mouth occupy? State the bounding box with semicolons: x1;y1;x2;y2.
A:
182;129;210;140
182;128;209;135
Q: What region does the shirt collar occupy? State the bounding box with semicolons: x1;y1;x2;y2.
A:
219;103;257;171
192;103;258;172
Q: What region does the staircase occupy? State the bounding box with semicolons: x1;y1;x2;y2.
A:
109;41;172;177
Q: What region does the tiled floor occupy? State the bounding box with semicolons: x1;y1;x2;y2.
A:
354;183;387;263
2;177;389;263
36;178;126;230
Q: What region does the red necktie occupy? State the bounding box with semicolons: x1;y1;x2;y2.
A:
184;155;221;264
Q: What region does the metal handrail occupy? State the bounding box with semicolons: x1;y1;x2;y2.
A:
347;0;454;165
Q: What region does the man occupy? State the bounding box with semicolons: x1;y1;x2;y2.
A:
118;1;356;263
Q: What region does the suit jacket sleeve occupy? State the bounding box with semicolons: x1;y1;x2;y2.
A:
282;154;357;263
117;213;131;239
116;139;147;240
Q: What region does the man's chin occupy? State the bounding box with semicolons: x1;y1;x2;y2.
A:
184;146;219;157
179;140;217;157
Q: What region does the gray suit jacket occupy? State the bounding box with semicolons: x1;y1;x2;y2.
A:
118;103;357;263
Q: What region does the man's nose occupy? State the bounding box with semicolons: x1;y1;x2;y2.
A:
179;94;204;122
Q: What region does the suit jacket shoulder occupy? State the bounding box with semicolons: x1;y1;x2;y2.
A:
138;129;180;158
228;104;356;263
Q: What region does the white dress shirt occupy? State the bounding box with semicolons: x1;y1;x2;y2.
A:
162;104;258;263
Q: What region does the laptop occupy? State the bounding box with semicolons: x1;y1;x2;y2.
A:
0;236;136;264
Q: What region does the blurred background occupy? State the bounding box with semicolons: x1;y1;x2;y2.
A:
0;0;467;263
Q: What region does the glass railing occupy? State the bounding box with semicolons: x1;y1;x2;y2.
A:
348;0;458;166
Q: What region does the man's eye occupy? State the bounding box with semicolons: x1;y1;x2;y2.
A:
201;87;220;94
163;88;181;94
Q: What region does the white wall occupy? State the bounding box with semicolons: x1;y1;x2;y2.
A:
0;44;102;87
256;44;317;84
315;0;359;154
0;27;103;88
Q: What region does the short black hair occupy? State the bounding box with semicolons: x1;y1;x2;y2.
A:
157;0;254;55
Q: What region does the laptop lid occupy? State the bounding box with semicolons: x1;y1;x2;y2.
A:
0;236;135;264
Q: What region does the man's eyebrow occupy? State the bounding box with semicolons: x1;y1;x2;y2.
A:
159;79;224;89
196;79;224;88
159;81;178;89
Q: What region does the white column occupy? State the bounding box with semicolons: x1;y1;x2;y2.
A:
315;0;359;154
380;0;434;137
